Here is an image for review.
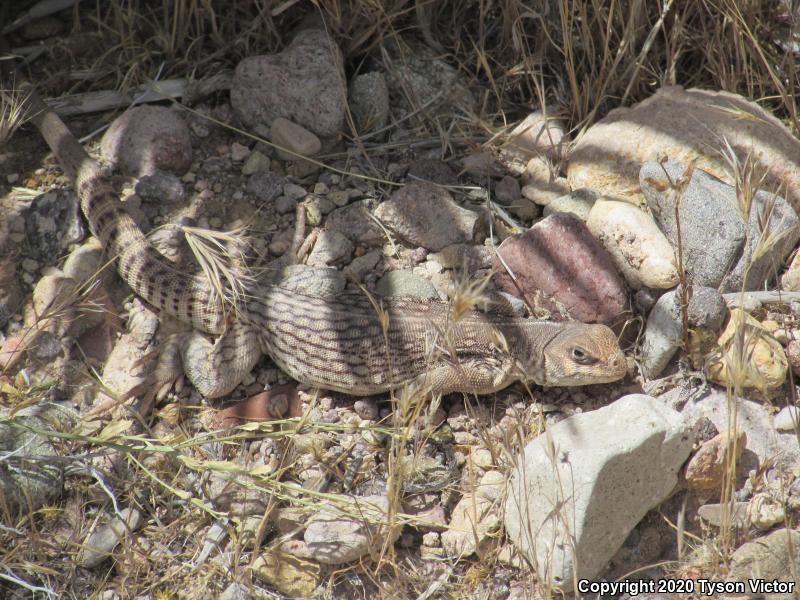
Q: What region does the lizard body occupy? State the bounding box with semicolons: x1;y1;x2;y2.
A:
22;84;627;398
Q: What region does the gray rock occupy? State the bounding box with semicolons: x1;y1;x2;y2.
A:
385;44;476;119
686;285;727;330
307;230;354;267
24;190;84;262
641;161;800;291
504;394;692;589
135;170;186;204
344;249;382;282
246;172;287;203
325;200;384;245
664;387;800;470
348;72;390;135
304;494;398;564
726;528;800;598
274;195;296;215
231;28;346;138
241;150;271;175
100;105;192;176
376;270;439;299
374;183;486;252
640;290;682;379
494;176;521;206
0;402;77;513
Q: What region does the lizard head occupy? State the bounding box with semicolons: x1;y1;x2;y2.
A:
532;323;627;386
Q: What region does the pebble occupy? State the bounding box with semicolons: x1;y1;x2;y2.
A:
231;28;346;138
100;105;192;176
307;230;354;267
494;176;521;206
24;190;84;263
504;394;692;590
441;492;499;559
241;150;271;175
271;118;322;160
586;198;679;290
471;448;493;469
493;212;628;324
135;170;186;204
252;541;320;597
325;200;384;245
748;492;786;530
230;142;250;162
274;195;297;215
353;398;379;420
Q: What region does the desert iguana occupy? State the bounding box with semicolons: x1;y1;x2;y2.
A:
21;83;627;399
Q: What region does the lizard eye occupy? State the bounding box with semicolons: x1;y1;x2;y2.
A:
571;346;597;365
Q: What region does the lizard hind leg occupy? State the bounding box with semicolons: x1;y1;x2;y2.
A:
160;321;261;399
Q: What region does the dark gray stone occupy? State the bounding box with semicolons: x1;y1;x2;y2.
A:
246;172;287;203
640;161;800;291
685;285;727;330
24;190;84;262
135;170;186;204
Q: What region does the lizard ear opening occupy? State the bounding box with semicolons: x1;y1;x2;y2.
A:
570;346;598;365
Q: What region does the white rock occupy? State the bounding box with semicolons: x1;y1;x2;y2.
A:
442;492;499;559
774;405;800;432
504;394;692;590
503;111;565;159
586;199;679;289
640;290;683;379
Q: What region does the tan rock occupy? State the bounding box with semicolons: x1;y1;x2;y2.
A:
586;199;679;289
707;309;788;391
253;541;320;597
271;117;322;160
569;86;800;211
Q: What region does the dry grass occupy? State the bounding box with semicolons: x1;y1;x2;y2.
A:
2;0;800;597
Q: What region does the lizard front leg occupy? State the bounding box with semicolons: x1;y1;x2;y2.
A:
155;321;262;399
408;356;522;396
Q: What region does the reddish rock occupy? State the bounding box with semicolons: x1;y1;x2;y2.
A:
493;213;628;324
100;106;192;177
684;430;747;491
212;385;296;429
0;336;26;371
